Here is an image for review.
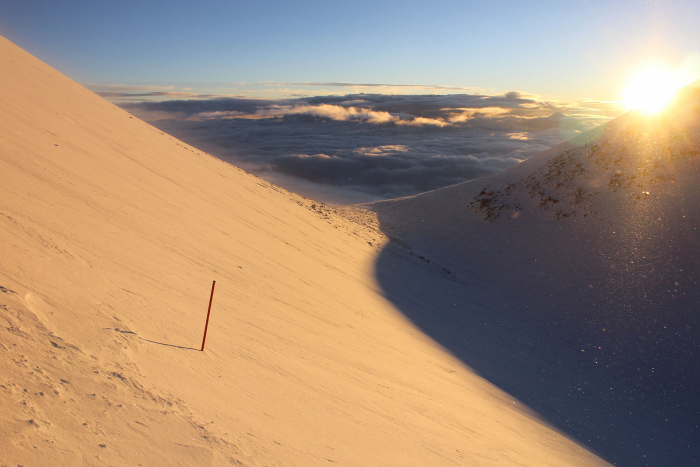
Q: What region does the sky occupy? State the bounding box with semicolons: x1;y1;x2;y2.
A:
2;0;700;203
2;0;700;100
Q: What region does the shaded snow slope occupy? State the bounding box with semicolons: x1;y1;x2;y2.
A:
0;36;610;466
364;83;700;466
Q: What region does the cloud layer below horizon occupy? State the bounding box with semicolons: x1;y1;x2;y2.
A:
122;92;619;204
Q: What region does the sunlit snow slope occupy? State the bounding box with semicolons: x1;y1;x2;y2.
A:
365;83;700;466
0;36;612;466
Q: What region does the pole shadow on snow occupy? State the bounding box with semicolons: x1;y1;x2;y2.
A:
373;243;699;467
138;337;200;351
113;329;200;351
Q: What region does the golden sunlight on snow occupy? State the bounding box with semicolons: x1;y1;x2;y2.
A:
0;35;611;467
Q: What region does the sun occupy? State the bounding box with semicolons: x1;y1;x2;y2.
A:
622;66;680;114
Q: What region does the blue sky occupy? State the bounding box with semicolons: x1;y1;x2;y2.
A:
2;0;700;101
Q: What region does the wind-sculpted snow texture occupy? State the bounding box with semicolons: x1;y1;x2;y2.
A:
365;84;700;466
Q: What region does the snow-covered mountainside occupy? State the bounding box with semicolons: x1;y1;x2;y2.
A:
0;34;617;467
364;84;700;464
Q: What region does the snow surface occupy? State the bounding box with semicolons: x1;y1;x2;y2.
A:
364;82;700;466
0;35;612;467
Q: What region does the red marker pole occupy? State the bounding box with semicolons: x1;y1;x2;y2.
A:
201;280;216;351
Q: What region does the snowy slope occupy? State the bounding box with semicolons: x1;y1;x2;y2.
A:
0;35;612;467
364;83;700;465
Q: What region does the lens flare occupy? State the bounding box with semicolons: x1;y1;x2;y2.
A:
622;67;679;114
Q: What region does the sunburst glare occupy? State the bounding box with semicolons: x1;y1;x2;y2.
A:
622;66;680;114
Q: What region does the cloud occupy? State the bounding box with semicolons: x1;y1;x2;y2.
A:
196;110;247;118
95;91;221;99
286;81;478;92
85;83;176;93
126;97;283;116
448;107;510;122
185;103;451;126
85;84;248;102
121;92;621;203
355;145;409;156
256;104;398;123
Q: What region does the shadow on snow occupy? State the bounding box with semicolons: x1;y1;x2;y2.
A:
373;244;699;467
